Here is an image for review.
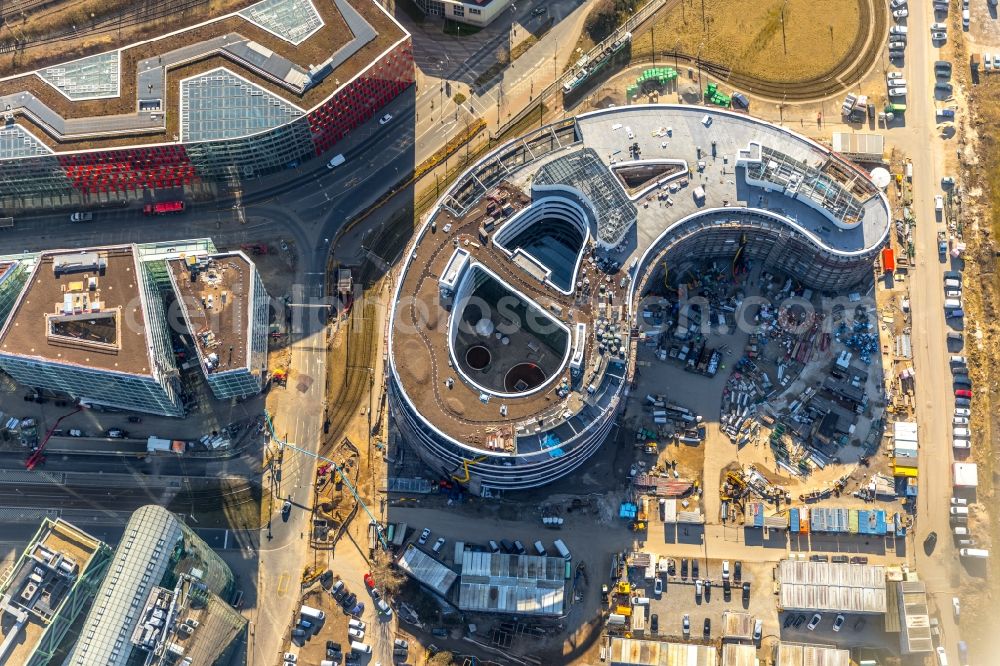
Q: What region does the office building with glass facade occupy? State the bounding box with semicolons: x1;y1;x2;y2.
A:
0;238;270;416
0;0;413;208
65;505;243;666
166;251;270;400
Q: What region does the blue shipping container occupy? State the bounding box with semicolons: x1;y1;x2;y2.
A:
790;508;800;533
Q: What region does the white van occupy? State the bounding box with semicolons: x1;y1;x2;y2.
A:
533;540;546;556
944;298;962;309
953;526;969;536
953;438;971;449
950;355;967;365
890;25;908;34
953;427;971;437
945;279;961;289
350;641;372;654
959;548;989;558
951;506;970;515
327;154;346;169
632;596;651;606
348;619;366;630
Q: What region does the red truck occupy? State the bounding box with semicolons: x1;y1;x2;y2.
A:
143;201;185;216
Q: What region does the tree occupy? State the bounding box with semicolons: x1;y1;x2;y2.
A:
427;652;454;665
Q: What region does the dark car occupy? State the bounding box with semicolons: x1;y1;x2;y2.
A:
342;592;357;609
850;556;869;564
734;561;742;582
924;531;938;554
681;559;688;579
282;499;292;519
692;560;699;578
742;582;751;603
794;614;806;628
319;570;333;589
333;586;348;602
500;539;515;553
667;559;676;576
723;580;731;601
703;618;711;637
651;613;659;633
831;555;849;563
784;614;796;628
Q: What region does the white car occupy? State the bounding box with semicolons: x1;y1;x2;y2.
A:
953;416;969;425
418;528;431;545
955;407;971;416
946;289;962;299
376;598;393;616
889;86;907;97
283;655;297;664
890;0;906;7
951;497;968;506
626;126;635;140
887;78;907;87
807;613;822;631
379;113;393;126
952;596;961;617
935;195;945;211
887;72;904;80
950;506;969;515
432;537;446;553
722;560;730;580
893;8;908;17
348;627;365;640
931;22;948;31
889;40;906;50
654;578;663;595
832;614;846;632
932;31;947;41
695;579;704;597
936;646;949;666
951;355;967;364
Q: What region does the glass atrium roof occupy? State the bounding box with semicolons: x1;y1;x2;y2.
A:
37;52;120;100
0;125;53;158
179;67;304;142
238;0;325;45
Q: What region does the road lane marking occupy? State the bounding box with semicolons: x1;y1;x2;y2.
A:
277;573;289;596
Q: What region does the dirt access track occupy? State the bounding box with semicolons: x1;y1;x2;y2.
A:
628;0;888;101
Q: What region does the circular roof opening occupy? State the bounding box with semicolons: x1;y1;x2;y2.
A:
466;345;491;370
504;363;546;393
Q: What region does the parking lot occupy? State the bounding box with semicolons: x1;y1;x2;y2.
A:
624;556;777;643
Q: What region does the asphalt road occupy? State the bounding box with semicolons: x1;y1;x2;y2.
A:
891;4;965;663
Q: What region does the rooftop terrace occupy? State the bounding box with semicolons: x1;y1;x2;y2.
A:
167;253;253;375
0;246;153;375
0;0;402;153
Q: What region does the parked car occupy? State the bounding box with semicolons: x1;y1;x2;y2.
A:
106;429;128;438
889;86;907;97
432;537;446;553
807;613;822;631
651;613;659;633
349;602;364;616
932;31;947;41
889;41;906;50
887;72;904;81
376;599;392;616
70;212;93;222
950;506;970;515
654;578;663;595
936;646;950;666
682;614;691;637
955;389;972;399
952;596;961;618
833;614;846;632
893;8;908;17
691;560;699;578
418;528;431;545
695;579;704;597
742;582;751;602
379;113;393;126
348;628;365;640
734;561;742;582
753;619;763;642
955;407;970;416
722;560;730;581
283;654;297;663
931;22;948;31
681;559;688;578
703;618;711;637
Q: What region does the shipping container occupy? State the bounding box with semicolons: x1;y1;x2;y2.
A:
790;508;800;533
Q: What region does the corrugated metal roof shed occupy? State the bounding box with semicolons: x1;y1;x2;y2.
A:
776;642;850;666
457;551;565;616
894;579;933;654
722;644;757;666
396;544;459;597
832;132;885;160
778;559;887;613
609;638;718;666
722;611;755;640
